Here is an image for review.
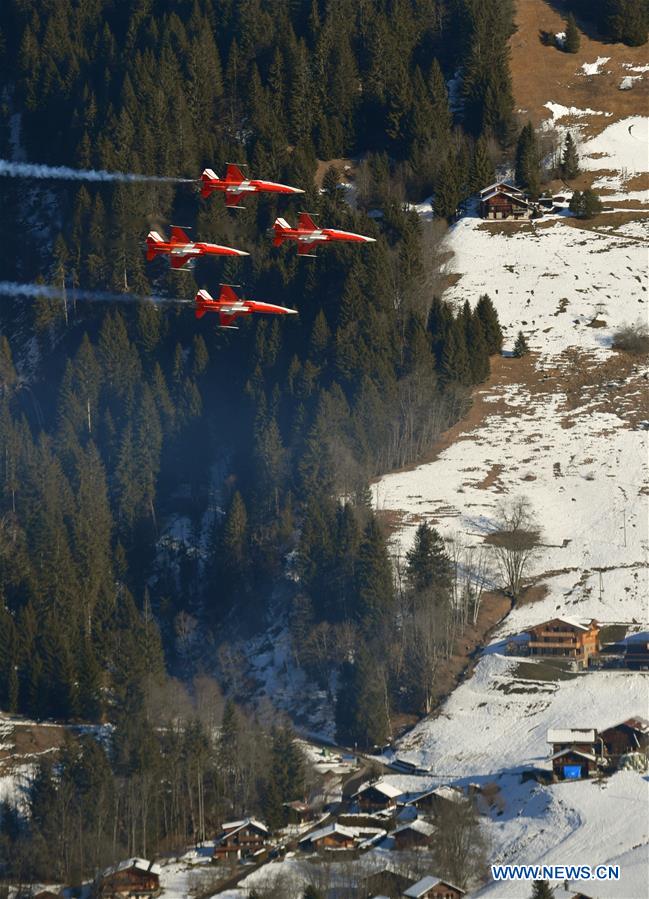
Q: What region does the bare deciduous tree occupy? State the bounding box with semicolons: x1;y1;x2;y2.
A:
486;496;540;600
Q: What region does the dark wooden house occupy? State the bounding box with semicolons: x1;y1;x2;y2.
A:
600;717;649;762
299;822;357;851
528;617;600;667
392;818;435;850
352;780;402;811
402;785;464;816
96;858;161;898
403;875;466;898
361;868;412;898
550;748;599;780
212;818;269;862
479;182;532;220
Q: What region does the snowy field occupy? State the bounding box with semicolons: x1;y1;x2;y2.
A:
372;111;649;897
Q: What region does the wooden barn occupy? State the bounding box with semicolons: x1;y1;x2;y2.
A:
96;858;161;898
479;182;533;220
299;822;357;852
527;617;600;667
403;874;466;898
352;779;403;811
392;818;435;850
600;717;649;762
212;818;269;862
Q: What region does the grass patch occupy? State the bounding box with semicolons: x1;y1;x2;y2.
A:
512;659;579;682
599;623;629;645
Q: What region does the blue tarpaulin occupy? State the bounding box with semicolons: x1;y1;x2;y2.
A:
563;765;582;779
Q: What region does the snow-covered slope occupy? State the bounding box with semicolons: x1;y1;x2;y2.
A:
373;70;649;899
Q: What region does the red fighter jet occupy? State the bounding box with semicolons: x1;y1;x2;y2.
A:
146;226;248;270
200;164;305;208
194;285;298;330
273;212;376;257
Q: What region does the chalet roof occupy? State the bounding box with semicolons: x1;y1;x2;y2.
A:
601;716;649;736
479;181;523;196
403;785;464;806
550;748;598;762
100;857;161;880
393;818;435;837
404;875;465;897
299;822;357;844
481;188;533;207
547;728;597;744
352;779;403;800
221;817;268;835
532;616;597;633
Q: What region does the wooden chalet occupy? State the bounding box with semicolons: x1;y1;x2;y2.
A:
550;748;599;780
600;717;649;762
352;780;403;811
361;868;412;898
479;181;532;220
402;785;464;816
527;617;600;667
212;818;269;862
403;875;466;898
299;822;357;851
392;818;435;850
96;858;161;898
624;638;649;669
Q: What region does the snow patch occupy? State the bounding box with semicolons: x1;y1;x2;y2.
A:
581;57;610;76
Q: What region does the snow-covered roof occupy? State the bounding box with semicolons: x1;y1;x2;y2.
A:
403;784;464;805
353;780;403;799
481;188;533;206
550;748;598;762
547;728;597;744
393;818;435;837
100;857;161;879
404;875;464;896
479;181;523;196
222;817;268;834
299;823;357;844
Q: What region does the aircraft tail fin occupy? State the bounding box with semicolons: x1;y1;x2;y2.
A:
273;217;291;246
146;231;163;261
195;289;212;319
200;168;218;198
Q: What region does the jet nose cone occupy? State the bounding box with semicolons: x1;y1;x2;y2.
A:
237;250;250;256
364;236;377;242
294;188;306;194
287;308;299;314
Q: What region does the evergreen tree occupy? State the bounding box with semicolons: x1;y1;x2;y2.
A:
530;881;554;899
515;122;541;196
476;293;504;354
569;188;602;219
406;522;452;593
513;331;530;357
564;14;581;53
562;132;579;179
469;135;495;192
607;0;649;46
356;517;394;633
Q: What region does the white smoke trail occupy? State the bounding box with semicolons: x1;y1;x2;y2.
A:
0;158;195;184
0;281;191;306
